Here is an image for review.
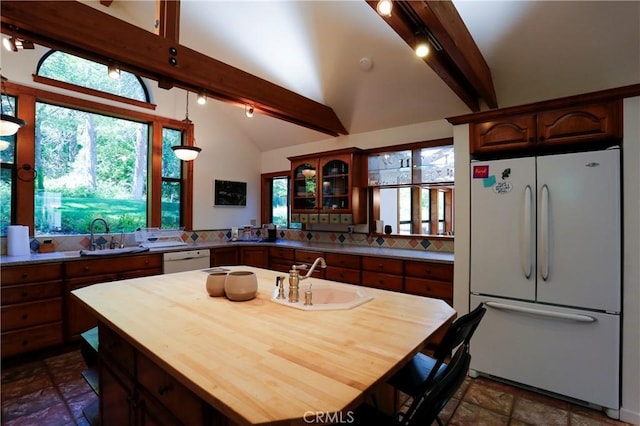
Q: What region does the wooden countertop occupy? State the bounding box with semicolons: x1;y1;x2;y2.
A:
72;266;456;425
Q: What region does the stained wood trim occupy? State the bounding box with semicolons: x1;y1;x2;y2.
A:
1;1;347;137
32;75;157;110
155;0;180;42
448;84;640;125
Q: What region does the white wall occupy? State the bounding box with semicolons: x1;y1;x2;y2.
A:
260;120;453;173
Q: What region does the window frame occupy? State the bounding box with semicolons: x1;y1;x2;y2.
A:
261;171;295;229
4;80;193;234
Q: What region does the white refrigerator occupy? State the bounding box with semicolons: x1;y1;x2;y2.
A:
469;148;621;416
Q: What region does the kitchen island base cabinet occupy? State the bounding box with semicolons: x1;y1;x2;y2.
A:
98;322;220;426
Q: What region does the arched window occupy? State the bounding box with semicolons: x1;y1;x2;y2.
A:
36;50;150;103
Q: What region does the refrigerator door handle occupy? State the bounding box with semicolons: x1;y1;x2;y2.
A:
485;301;597;323
521;185;533;279
540;184;550;281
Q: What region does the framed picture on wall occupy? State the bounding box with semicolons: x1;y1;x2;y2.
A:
214;179;247;206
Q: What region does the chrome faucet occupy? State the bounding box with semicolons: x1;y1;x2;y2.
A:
89;217;110;251
288;257;326;303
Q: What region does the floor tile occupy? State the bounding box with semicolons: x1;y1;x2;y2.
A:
448;400;510;426
511;396;569;426
463;380;515;416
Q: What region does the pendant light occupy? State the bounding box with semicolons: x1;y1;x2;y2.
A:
0;75;26;137
171;91;202;161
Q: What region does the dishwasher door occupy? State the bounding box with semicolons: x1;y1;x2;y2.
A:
163;249;210;273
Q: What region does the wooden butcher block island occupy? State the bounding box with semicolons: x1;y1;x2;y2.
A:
73;265;456;425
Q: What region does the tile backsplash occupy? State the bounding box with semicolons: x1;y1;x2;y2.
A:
1;228;453;255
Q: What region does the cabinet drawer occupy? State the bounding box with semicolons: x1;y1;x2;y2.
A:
269;261;292;274
1;263;63;285
404;277;452;300
1;298;62;332
1;282;62;305
269;246;294;261
137;353;205;425
404;261;453;282
99;324;135;377
1;322;63;358
361;271;403;292
361;257;403;275
65;254;162;278
295;250;324;263
325;267;360;285
325;253;360;269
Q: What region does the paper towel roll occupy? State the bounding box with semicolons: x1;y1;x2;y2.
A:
375;220;384;234
7;225;30;256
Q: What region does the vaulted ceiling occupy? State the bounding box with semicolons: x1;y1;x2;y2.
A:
2;1;639;152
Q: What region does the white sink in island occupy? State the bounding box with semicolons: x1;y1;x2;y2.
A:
72;265;455;425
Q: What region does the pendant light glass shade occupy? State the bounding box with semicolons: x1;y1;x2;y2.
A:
0;114;25;136
171;145;201;161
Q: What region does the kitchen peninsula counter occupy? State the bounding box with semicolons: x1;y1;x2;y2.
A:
72;266;456;425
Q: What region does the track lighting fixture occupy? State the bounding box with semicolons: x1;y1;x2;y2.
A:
0;75;26;137
107;63;120;79
2;36;34;52
171;91;202;161
376;0;393;17
245;104;254;118
415;35;430;58
414;28;442;58
197;91;207;105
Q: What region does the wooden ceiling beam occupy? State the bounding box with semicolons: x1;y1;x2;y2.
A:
155;0;180;42
366;0;497;111
1;1;348;137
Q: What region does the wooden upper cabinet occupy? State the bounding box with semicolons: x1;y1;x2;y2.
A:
289;148;366;224
471;114;537;154
470;100;622;156
537;102;622;146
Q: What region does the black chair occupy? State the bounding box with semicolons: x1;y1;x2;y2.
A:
352;343;472;426
388;303;485;400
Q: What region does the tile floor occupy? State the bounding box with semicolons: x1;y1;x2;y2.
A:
0;349;632;426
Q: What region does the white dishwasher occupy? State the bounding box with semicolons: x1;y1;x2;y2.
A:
163;249;210;273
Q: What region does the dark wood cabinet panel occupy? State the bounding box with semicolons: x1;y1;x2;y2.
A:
1;322;63;358
325;252;361;269
269;247;294;261
405;277;452;302
0;263;64;359
361;256;403;275
404;261;453;282
470;100;622;156
210;246;238;266
239;246;268;268
361;271;403;292
325;266;360;285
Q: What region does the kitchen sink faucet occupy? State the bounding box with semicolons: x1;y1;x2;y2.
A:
288;257;327;303
89;217;110;251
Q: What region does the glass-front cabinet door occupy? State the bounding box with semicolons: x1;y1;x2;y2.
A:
292;160;318;210
320;158;349;211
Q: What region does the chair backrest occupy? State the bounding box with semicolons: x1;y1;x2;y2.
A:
421;303;485;388
402;344;471;426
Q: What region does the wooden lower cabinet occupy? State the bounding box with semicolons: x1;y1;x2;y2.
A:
294;250;326;278
0;263;64;358
239;246;269;268
404;260;453;306
64;254;162;342
268;246;295;273
98;322;217;426
324;252;360;285
210;246;238;267
361;256;403;292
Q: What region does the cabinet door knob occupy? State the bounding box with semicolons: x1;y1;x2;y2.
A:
158;384;172;396
21;313;28;320
83;266;90;272
21;291;28;298
539;135;546;142
22;272;28;278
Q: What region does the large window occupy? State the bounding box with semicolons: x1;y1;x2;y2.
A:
2;51;193;236
261;173;300;229
35;103;149;234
